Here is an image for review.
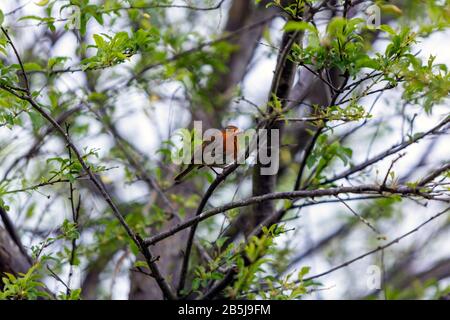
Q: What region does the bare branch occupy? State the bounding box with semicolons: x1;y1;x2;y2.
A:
302;206;450;282
325;118;449;184
101;0;228;13
145;181;448;246
0;29;176;300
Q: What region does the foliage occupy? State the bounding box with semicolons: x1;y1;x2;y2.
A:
0;0;448;301
0;264;49;300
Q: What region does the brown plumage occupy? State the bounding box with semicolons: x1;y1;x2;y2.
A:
174;125;239;183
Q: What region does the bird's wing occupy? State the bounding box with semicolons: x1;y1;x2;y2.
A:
190;138;218;163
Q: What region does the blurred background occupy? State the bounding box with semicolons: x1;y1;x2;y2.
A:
0;0;449;299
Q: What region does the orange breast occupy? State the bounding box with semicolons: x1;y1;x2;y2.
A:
223;131;238;161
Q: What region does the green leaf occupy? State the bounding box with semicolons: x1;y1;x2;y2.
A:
35;0;50;6
379;24;396;36
19;15;46;21
355;55;380;70
327;17;346;36
284;21;317;33
298;266;311;279
133;261;148;269
23;62;42;72
380;4;403;16
93;34;107;49
47;56;70;70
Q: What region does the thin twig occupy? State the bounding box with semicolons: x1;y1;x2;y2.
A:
101;0;227;13
381;153;405;187
1;27;29;93
325;118;449;184
0;29;176;300
201;266;238;300
302;206;450;282
336;195;380;235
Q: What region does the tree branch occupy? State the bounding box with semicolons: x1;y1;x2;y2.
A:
302;206;450;283
0;28;176;300
145;180;448;246
325;117;449;184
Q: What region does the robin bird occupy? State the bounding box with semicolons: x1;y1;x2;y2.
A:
174;125;240;184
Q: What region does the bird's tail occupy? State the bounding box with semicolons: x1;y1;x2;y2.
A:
173;164;196;184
